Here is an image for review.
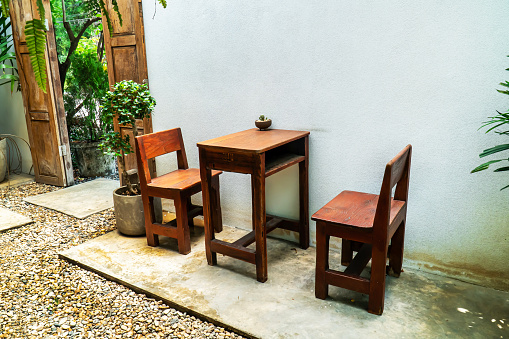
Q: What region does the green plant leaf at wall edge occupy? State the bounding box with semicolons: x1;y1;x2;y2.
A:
471;159;504;173
479;144;509;157
493;166;509;172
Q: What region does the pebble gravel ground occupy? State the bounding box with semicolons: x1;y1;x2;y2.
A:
0;182;245;339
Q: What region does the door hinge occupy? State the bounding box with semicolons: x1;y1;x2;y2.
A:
59;145;67;156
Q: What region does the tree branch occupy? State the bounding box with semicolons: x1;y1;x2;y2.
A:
58;17;102;91
97;31;105;62
63;21;75;43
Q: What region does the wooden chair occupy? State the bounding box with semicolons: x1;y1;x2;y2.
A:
312;145;411;315
135;128;222;254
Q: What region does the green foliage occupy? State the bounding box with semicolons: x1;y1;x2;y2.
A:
98;79;155;157
98;131;131;157
0;12;19;93
3;0;167;93
258;114;269;121
99;80;155;195
2;0;122;93
64;36;110;142
51;0;102;63
24;10;48;93
36;0;45;20
472;56;509;190
100;80;156;129
0;0;9;18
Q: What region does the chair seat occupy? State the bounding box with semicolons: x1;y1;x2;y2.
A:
148;168;221;191
311;190;405;228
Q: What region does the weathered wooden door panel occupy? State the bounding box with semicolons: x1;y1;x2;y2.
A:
111;47;139;81
120;120;145;171
102;0;153;183
9;0;73;186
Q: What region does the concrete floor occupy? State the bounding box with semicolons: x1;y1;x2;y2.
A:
0;173;34;189
24;178;119;219
0;174;34;232
59;224;509;339
0;206;32;232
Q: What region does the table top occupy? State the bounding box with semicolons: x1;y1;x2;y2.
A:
197;128;309;154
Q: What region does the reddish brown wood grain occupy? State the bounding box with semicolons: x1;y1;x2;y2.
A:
312;144;412;315
198;129;310;282
197;129;310;154
135;128;222;254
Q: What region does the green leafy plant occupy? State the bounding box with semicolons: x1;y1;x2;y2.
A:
472;58;509;190
0;0;167;93
99;80;156;195
0;12;19;93
51;0;105;94
258;115;269;121
24;3;48;93
64;35;110;142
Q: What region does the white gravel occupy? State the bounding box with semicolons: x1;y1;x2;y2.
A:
0;182;245;339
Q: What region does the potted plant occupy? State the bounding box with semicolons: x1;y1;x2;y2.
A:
255;114;272;130
99;80;156;235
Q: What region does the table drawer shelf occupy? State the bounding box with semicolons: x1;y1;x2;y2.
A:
265;153;305;177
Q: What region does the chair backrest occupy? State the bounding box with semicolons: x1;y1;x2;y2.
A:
135;128;189;186
373;144;412;231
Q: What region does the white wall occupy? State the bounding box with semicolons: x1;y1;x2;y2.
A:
142;0;509;290
0;86;32;174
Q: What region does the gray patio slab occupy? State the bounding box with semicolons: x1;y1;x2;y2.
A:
24;178;119;219
0;173;35;189
59;226;509;338
0;206;33;232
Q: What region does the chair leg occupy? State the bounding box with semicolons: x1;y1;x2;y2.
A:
368;242;388;315
175;194;191;255
315;222;329;300
145;196;159;247
388;220;405;277
341;239;353;266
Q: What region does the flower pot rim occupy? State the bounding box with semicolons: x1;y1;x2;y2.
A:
114;185;142;197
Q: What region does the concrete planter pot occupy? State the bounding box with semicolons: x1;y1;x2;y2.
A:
0;138;7;182
113;186;146;236
71;141;116;177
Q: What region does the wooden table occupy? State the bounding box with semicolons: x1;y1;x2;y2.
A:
197;128;310;282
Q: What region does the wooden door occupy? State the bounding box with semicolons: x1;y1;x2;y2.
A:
102;0;153;182
9;0;74;186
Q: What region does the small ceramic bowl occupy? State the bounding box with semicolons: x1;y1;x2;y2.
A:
255;119;272;130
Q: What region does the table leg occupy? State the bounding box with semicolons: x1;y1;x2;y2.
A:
199;149;217;265
299;136;309;249
252;155;267;282
211;175;223;233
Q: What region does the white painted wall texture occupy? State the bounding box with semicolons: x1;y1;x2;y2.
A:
142;1;509;290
